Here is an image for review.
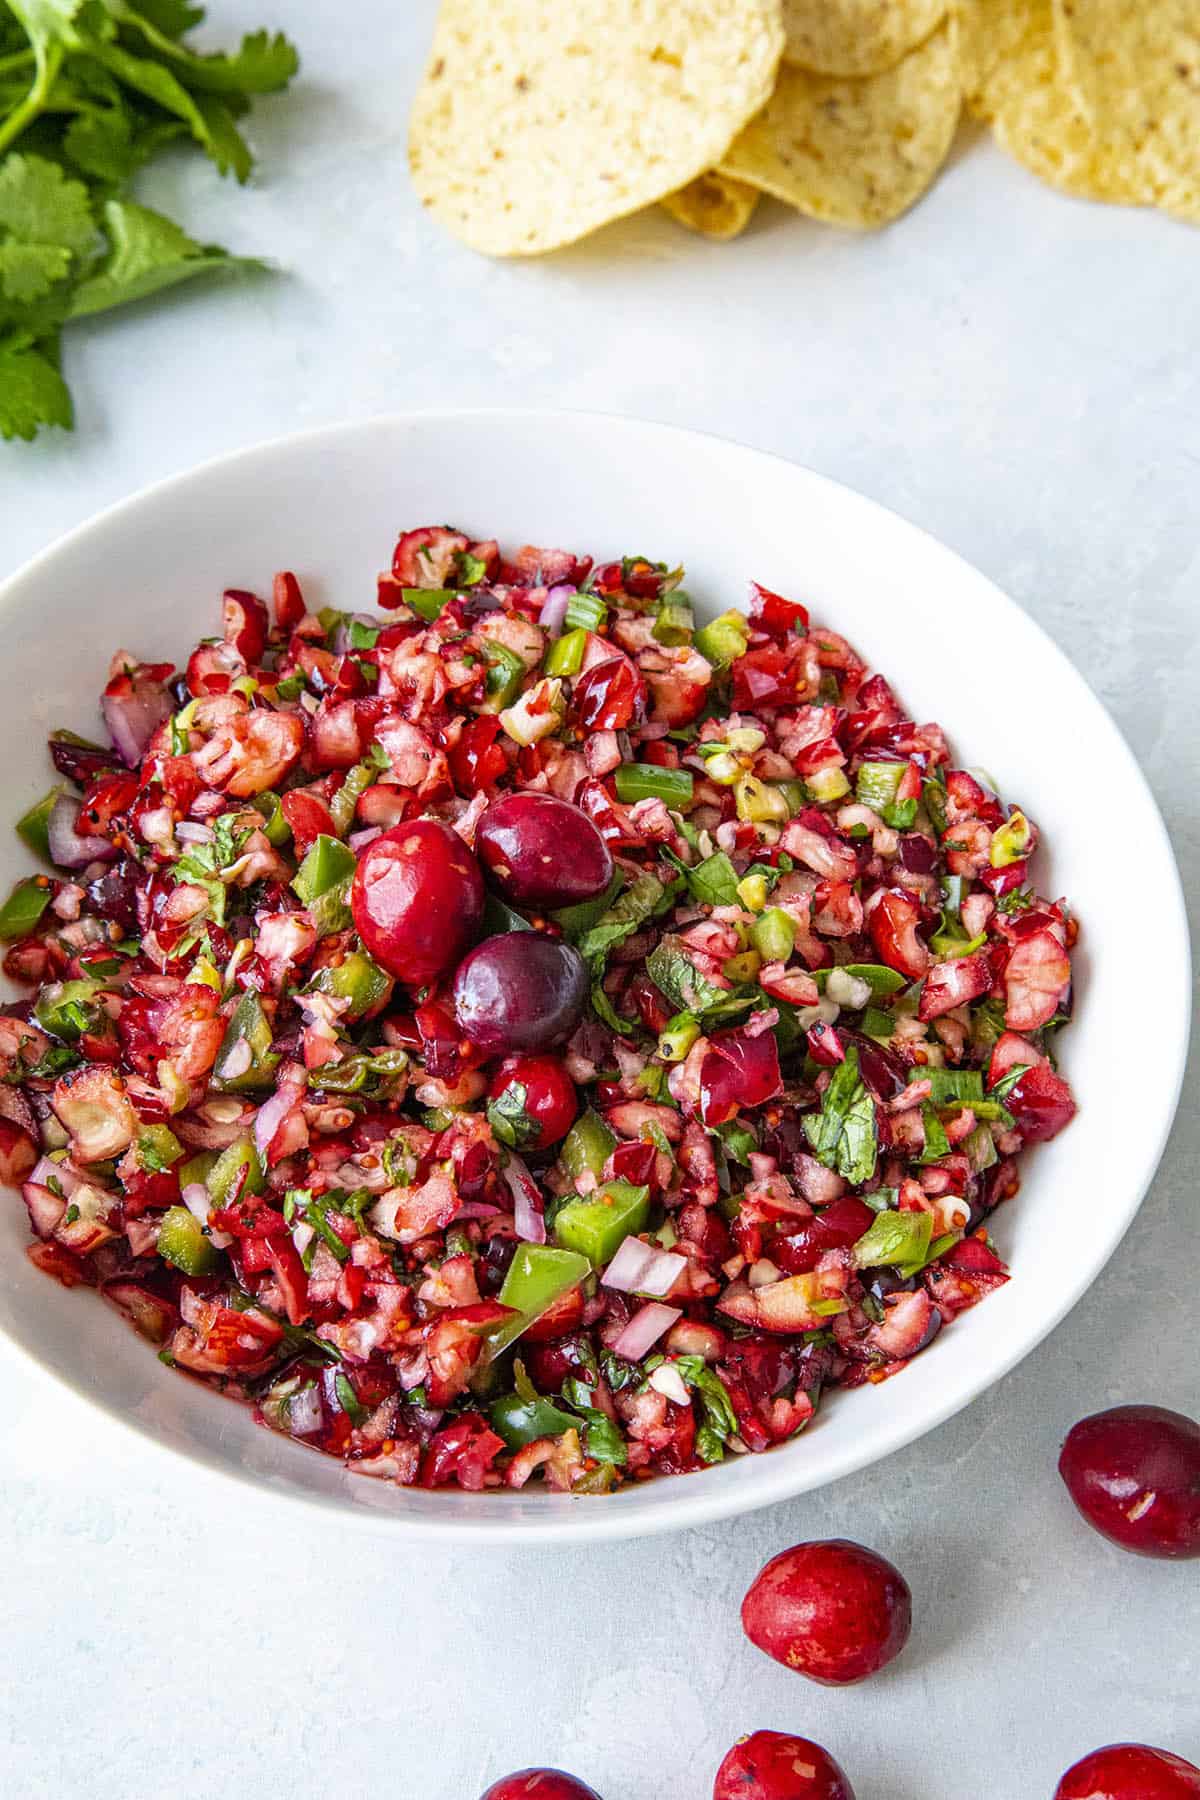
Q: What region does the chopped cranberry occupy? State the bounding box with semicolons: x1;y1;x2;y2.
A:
572;656;645;731
488;1055;578;1149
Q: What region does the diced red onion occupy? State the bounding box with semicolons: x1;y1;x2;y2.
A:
601;1234;687;1298
502;1154;546;1244
254;1071;305;1160
30;1155;82;1197
288;1385;324;1436
348;826;382;852
181;1182;210;1223
538;585;574;638
101;680;171;767
452;1200;504;1220
291;1221;315;1256
220;1038;253;1081
175;821;214;844
647;1362;691;1407
612;1302;682;1360
179;1285;206;1327
48;793;115;869
22;1180;66;1239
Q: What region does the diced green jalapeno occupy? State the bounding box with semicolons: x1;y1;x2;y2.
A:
0;875;52;941
813;963;906;998
157;1205;219;1275
554;1180;650;1268
206;1135;265;1207
330;762;378;838
176;1151;217;1191
694;610;750;668
806;765;850;803
734;775;790;823
490;1244;591;1355
613;764;694;807
652;595;695;645
16;787;61;863
137;1124;184;1172
402;588;455;622
34;978;104;1041
559;1110;617;1182
856;760;905;814
489;1392;579;1450
751;907;795;963
292;834;356;906
213;991;280;1093
658;1012;700;1062
308;882;352;937
481;642;528;713
990;809;1033;867
543;628;587;678
307;950;392;1020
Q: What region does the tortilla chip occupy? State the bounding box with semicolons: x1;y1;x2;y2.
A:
783;0;947;77
720;21;960;228
660;171;761;238
1053;0;1200;219
408;0;785;256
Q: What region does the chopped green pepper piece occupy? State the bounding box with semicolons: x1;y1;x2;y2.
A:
694;609;750;668
157;1205;219;1276
137;1124;184;1172
252;791;292;847
554;1180;650;1268
991;809;1033;867
614;764;694;807
491;1244;591;1354
292;834;357;906
176;1151;217;1191
481;642;528;713
206;1135;265;1207
306;951;391;1020
213;991;280;1093
751;907;795;963
658;1012;700;1062
330;762;377;838
813;963;907;998
543;628;587;678
307;882;353;938
852;1207;933;1277
402;588;456;622
559;1110;617;1182
0;875;52;941
16;787;61;863
34;978;104;1041
489;1391;580;1450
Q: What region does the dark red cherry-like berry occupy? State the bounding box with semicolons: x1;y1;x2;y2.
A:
350;820;483;987
480;1773;601;1800
713;1731;856;1800
1058;1404;1200;1558
476;792;613;909
452;932;587;1056
488;1055;578;1149
1054;1744;1200;1799
741;1539;912;1686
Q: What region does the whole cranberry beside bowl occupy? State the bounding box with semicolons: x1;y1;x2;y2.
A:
0;412;1186;1544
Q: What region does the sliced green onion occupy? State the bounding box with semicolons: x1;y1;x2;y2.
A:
694;610;750;668
564;592;607;632
652;595;695;645
658;1011;700;1062
543;627;587;678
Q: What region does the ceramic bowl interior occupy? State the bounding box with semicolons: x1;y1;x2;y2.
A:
0;412;1187;1543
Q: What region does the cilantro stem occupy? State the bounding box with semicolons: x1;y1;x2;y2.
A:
0;53;36;78
0;43;61;158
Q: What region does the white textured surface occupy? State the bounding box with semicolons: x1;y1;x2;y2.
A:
0;4;1196;1796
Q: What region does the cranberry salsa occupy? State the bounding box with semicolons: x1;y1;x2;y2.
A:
0;528;1078;1494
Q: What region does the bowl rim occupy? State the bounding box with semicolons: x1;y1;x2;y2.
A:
0;406;1190;1545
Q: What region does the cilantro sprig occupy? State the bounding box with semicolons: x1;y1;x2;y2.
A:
0;1;298;441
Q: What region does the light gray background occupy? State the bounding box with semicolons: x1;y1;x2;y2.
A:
0;6;1196;1797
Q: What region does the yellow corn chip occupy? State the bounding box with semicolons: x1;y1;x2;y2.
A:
408;0;785;257
660;171;761;238
783;0;946;77
1053;0;1200;219
720;21;960;228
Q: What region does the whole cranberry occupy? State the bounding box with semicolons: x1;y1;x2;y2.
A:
476;792;613;909
713;1731;855;1800
1058;1404;1200;1559
452;932;588;1056
741;1539;911;1686
489;1055;578;1149
1054;1744;1200;1799
350;820;483;987
480;1773;601;1800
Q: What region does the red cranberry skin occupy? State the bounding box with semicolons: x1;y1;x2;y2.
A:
713;1731;856;1800
477;792;613;909
1058;1405;1200;1559
1055;1744;1200;1800
489;1056;578;1148
480;1773;601;1800
350;820;483;987
452;933;588;1056
741;1540;912;1686
773;1198;878;1275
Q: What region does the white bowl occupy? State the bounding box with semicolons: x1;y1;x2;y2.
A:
0;412;1188;1543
